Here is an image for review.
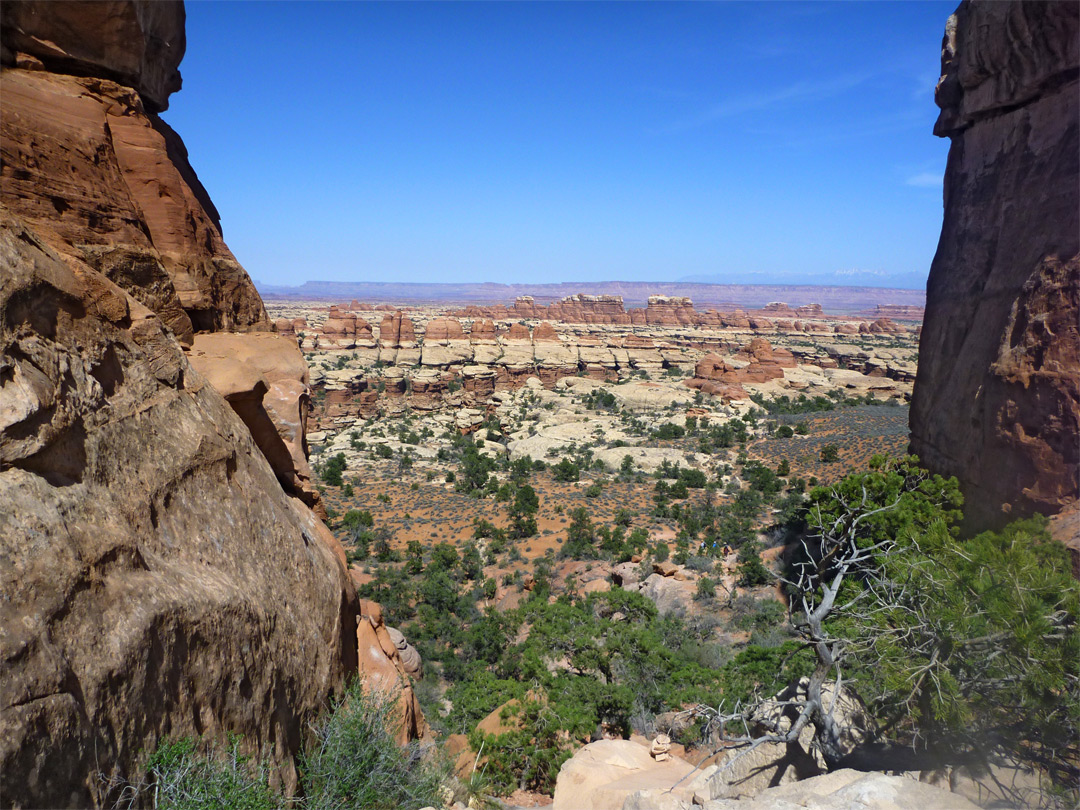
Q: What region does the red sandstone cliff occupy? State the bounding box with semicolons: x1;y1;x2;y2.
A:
1;2;267;341
0;3;360;805
910;0;1079;532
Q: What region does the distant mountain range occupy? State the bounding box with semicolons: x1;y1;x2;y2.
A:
678;270;928;290
256;280;925;313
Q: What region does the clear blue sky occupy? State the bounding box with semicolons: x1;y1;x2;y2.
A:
166;1;956;289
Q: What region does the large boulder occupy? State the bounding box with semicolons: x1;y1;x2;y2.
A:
355;602;427;746
910;0;1079;532
0;214;357;807
186;332;325;514
623;768;981;810
552;739;702;810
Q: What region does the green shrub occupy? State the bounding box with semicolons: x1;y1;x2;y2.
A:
694;577;716;601
341;510;374;529
147;735;283;810
736;541;771;586
552;458;580;483
654;423;685;440
301;682;446;810
322;453;347;487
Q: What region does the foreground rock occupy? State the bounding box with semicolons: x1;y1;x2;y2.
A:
623;768;981;810
0;79;267;340
910;0;1079;532
552;740;705;810
355;601;427;745
0;4;356;805
0;214;357;806
0;0;185;113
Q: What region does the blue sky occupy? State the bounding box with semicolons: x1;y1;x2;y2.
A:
166;1;956;289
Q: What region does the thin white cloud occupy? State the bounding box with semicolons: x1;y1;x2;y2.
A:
905;171;942;187
652;73;872;136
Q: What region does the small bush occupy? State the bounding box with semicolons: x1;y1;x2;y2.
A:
302;682;447;810
654;422;685;440
695;577;716;601
147;735;283;810
552;458;580;483
737;541;772;586
322;453;347;487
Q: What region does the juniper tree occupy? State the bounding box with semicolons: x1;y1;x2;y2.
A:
684;457;1078;799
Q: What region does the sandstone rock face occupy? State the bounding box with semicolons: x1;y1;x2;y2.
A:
356;601;427;745
512;295;544;318
868;304;924;321
506;322;531;341
645;295;696;326
0;5;356;805
547;294;632;324
424;316;465;341
684;339;795;400
470;318;496;342
910;0;1079;531
378;310;417;348
186;332;325;513
0;214;357;807
552;739;700;810
533;321;560;341
1;0;185;113
319;305;370;349
0;68;268;338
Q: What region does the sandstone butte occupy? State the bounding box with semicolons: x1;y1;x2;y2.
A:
448;293;868;331
910;0;1079;537
0;2;423;806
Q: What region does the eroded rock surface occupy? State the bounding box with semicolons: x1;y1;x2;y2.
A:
551;739;702;810
622;768;981;810
0;56;268;337
1;0;185;112
0;4;356;806
910;0;1079;531
186;331;325;512
0;214;357;807
355;601;427;745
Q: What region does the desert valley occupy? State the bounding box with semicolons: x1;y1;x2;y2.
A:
1;2;1077;810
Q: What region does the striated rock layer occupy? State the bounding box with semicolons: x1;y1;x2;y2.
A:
1;1;268;341
0;3;360;806
910;0;1079;532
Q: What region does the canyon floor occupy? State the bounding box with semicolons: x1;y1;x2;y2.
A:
266;296;925;803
